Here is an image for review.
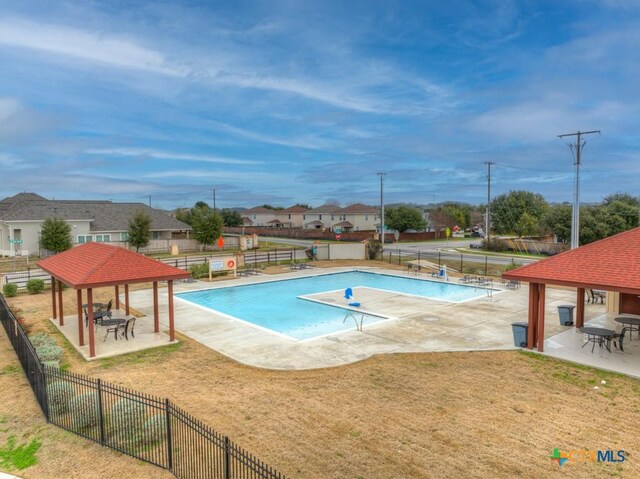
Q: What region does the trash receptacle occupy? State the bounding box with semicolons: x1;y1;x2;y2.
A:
557;305;575;326
511;322;528;348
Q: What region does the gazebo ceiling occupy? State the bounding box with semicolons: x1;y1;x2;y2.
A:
37;242;190;289
503;227;640;294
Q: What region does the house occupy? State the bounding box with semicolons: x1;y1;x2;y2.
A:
0;192;191;256
303;204;342;230
336;203;380;232
241;207;279;228
275;205;309;228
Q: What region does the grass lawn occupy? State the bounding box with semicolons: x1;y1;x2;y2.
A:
3;266;640;478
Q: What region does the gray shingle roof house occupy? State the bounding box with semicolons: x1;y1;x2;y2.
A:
0;192;190;256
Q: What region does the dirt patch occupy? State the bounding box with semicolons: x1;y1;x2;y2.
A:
4;277;640;478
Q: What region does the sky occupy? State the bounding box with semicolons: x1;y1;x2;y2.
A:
0;0;639;210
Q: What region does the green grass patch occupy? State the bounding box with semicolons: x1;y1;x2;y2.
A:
0;436;41;471
0;364;20;375
98;341;183;369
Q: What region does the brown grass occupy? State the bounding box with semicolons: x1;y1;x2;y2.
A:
4;267;640;478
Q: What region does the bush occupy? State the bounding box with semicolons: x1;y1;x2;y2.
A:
47;381;76;414
110;398;149;445
70;392;100;429
189;263;208;279
30;333;57;349
144;414;167;443
481;237;509;252
26;279;45;294
35;343;63;363
367;240;383;260
2;283;18;297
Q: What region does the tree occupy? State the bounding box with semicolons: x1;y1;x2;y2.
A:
191;207;223;250
294;203;311;209
40;217;72;252
514;212;539;237
490;191;548;234
128;210;152;252
385;206;427;232
542;204;572;243
220;208;242;227
260;204;284;211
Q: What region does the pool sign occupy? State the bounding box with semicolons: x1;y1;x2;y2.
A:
209;256;237;279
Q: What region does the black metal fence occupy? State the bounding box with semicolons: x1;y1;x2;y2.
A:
381;248;534;277
0;294;286;479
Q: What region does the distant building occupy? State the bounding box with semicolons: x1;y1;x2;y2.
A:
0;192;191;256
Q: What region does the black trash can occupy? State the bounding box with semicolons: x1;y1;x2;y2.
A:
511;322;528;348
557;305;575;326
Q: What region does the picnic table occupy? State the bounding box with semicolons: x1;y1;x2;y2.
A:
581;327;615;353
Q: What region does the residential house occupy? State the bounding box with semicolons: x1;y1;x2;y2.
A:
241;207;279;227
335;203;380;232
275;205;309;228
303;204;342;230
0;192;191;256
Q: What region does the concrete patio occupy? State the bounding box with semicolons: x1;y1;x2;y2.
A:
127;267;606;370
543;313;640;378
50;309;177;360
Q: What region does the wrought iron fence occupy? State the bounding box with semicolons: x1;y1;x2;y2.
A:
0;294;286;479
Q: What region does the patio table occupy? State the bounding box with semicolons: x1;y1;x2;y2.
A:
99;318;127;341
581;327;615;353
614;316;640;340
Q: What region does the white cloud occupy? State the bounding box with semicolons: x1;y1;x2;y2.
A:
86;147;262;165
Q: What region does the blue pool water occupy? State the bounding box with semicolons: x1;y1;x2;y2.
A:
176;271;487;340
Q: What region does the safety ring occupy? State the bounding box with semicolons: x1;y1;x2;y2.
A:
227;260;235;268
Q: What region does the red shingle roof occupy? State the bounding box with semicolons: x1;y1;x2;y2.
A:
502;227;640;294
37;243;190;289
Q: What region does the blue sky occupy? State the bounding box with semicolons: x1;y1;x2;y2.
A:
0;0;638;210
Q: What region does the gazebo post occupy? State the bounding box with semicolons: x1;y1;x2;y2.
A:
76;289;84;347
576;288;585;328
51;276;57;320
87;288;96;358
115;285;120;311
537;284;546;352
168;280;175;342
124;284;130;315
153;281;159;333
527;283;537;349
57;279;64;326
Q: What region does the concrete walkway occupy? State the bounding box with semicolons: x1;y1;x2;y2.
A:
128;267;600;370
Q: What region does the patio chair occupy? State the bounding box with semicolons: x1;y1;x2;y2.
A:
593;290;606;304
121;317;136;340
585;289;594;303
612;327;627;352
103;319;125;341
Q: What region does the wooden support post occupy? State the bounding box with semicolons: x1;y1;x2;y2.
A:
576;288;585;328
537;284;546;352
57;279;64;326
527;283;537;349
115;285;120;310
168;280;175;342
87;288;96;358
153;281;159;333
51;276;57;320
124;284;130;315
77;289;84;346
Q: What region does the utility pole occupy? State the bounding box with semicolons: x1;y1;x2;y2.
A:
377;172;386;247
148;195;152;207
211;188;216;211
557;130;601;249
484;162;495;241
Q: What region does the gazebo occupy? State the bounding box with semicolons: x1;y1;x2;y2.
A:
502;227;640;352
37;243;190;358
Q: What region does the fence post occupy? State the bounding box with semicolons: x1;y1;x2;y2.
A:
224;436;231;479
460;254;463;274
97;379;105;445
418;250;421;264
267;251;271;264
438;251;441;267
398;250;401;265
484;256;488;276
165;399;173;471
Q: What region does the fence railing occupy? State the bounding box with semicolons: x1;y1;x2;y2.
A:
0;294;286;479
381;248;535;277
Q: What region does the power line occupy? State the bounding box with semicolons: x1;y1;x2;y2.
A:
557;129;601;249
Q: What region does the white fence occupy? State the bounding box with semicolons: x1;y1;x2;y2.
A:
314;243;365;261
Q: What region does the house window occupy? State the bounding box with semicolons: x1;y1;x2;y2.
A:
253;214;257;219
288;214;291;219
303;215;306;220
152;231;160;240
365;215;368;221
331;215;334;220
77;235;93;243
95;234;111;242
120;232;129;241
319;215;322;220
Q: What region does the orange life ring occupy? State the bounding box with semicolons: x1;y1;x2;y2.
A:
227;259;235;268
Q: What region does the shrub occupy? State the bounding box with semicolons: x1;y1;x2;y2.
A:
367;240;383;260
505;262;520;272
47;381;76;414
110;398;149;445
35;343;63;364
30;333;57;350
42;360;60;369
70;392;100;429
481;237;509;252
26;279;45;294
2;283;18;297
189;263;208;279
144;414;167;443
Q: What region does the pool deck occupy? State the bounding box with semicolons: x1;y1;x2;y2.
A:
127;267;604;370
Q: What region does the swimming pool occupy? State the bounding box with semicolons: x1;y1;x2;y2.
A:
175;271;489;340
